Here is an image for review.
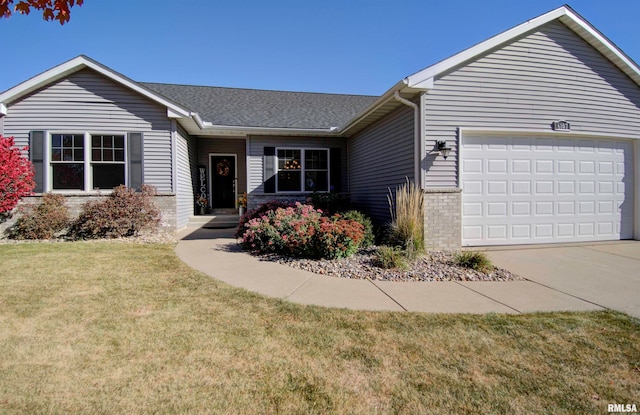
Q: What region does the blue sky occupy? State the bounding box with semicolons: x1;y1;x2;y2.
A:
1;0;639;96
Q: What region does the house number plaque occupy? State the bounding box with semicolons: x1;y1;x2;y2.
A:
552;120;571;131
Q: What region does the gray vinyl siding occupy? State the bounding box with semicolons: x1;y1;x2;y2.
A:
175;126;197;229
348;105;415;224
3;68;174;192
424;20;640;187
247;135;348;194
198;137;247;198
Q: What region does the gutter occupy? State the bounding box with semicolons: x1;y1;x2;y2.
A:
393;91;422;188
198;122;340;136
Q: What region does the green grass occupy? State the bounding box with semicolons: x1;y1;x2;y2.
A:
1;242;639;414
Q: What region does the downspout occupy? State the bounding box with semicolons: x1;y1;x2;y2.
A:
393;91;422;188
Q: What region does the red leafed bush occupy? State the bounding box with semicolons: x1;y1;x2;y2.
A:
69;184;161;239
11;193;70;239
240;203;365;259
0;135;35;215
315;215;365;259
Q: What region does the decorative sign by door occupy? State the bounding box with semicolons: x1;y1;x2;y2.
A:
198;165;208;207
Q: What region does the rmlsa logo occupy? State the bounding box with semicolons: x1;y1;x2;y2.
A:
608;403;638;413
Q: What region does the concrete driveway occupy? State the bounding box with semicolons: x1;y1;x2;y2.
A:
483;241;640;319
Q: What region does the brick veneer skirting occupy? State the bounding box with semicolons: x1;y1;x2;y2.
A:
423;188;462;251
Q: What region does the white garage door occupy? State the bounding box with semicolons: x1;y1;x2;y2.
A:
461;135;634;246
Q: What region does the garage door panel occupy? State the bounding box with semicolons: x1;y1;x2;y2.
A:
557;160;575;173
512;159;531;173
535;160;554;173
461;135;634;246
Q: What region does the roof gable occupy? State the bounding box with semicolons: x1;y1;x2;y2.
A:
404;5;640;90
0;55;192;119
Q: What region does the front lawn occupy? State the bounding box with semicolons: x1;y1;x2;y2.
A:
0;242;638;414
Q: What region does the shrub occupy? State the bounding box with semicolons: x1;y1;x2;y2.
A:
341;210;374;248
315;215;365;259
454;251;494;273
11;193;70;239
241;203;365;259
308;192;354;215
373;246;408;270
235;199;296;238
0;135;35;216
70;185;161;239
387;178;424;254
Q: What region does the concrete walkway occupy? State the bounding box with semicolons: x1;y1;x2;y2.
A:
176;227;639;317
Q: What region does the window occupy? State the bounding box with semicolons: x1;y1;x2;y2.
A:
276;148;329;192
51;134;85;190
304;149;328;192
91;134;125;190
50;133;127;191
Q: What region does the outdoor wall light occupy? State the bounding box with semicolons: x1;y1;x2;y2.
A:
436;140;452;159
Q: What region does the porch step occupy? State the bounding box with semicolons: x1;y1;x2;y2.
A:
188;214;240;229
210;208;238;215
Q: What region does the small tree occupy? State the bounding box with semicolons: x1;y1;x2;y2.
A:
0;135;35;216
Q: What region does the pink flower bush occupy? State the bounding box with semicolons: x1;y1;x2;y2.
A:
240;202;365;259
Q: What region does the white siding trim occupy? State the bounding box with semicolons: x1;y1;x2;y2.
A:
171;120;177;193
245;137;251;199
635;140;640;239
459;127;640;141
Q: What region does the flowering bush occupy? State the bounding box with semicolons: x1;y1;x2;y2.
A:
0;135;35;216
235;199;297;238
240;203;365;259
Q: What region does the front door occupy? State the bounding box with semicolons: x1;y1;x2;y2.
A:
211;155;236;209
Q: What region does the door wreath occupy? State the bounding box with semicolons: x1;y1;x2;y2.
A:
216;159;231;176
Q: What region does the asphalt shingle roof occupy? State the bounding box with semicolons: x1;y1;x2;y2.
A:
141;82;378;130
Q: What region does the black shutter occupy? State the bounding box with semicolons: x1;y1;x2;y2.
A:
330;148;341;193
29;131;45;193
127;132;143;191
263;146;276;193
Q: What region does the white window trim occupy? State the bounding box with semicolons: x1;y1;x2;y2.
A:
47;131;128;193
275;147;330;193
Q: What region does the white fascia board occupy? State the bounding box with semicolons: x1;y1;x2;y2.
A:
405;7;568;88
405;6;640;88
0;103;7;115
339;80;425;135
559;9;640;85
0;55;192;118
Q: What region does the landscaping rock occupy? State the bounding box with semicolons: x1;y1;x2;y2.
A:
259;247;524;282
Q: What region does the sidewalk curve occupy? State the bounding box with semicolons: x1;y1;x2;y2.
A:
175;227;605;314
